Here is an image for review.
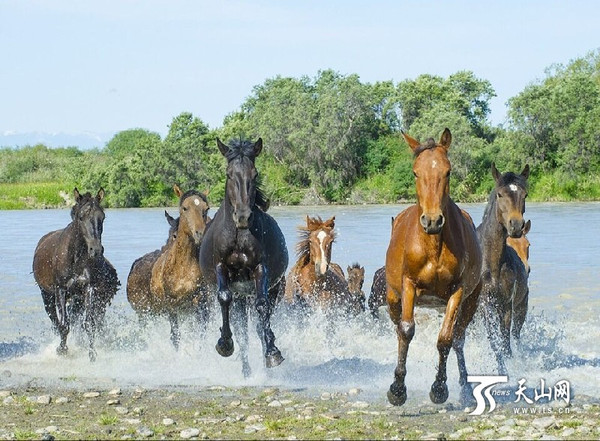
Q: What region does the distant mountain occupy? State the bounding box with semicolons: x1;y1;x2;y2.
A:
0;131;115;150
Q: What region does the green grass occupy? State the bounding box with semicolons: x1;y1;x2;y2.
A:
0;182;73;209
14;430;38;440
98;413;119;425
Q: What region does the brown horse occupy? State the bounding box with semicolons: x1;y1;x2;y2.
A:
477;164;530;375
507;219;531;274
368;266;387;318
385;129;482;406
126;210;179;320
284;216;362;315
33;188;119;361
346;263;366;312
127;185;210;349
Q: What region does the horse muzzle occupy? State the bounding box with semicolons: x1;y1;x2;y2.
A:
314;260;328;277
507;218;525;238
233;209;252;229
420;213;445;234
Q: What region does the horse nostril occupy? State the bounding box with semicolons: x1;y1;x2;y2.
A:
436;215;445;228
419;214;429;229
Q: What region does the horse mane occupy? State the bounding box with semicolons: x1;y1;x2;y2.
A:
348;262;362;271
70;192;101;219
225;139;270;212
295;216;335;263
413;138;438;157
179;189;208;206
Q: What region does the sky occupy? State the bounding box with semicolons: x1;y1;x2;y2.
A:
1;0;599;146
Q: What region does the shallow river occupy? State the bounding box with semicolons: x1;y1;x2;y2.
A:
0;203;598;403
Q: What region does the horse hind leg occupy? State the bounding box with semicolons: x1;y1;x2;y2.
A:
55;288;70;355
482;291;509;376
512;287;529;349
168;311;181;351
256;265;283;368
84;286;98;362
41;289;59;334
232;297;251;378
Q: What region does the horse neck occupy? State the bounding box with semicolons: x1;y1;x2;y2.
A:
166;226;201;268
479;192;508;269
64;220;89;260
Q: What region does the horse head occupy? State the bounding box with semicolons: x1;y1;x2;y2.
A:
507;219;531;274
347;263;365;295
173;185;210;245
164;210;180;246
403;129;452;234
302;215;336;277
71;187;105;258
217;138;263;229
491;163;529;238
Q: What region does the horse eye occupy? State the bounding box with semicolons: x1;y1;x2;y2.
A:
413;171;417;178
182;206;188;211
497;193;503;198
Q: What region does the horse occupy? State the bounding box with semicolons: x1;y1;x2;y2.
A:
385;129;482;406
476;163;530;375
284;215;362;315
126;210;179;322
507;219;531;274
129;185;210;349
32;188;119;361
368;266;386;318
346;263;366;312
199;138;288;377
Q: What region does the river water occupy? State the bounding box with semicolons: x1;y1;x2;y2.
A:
0;203;598;404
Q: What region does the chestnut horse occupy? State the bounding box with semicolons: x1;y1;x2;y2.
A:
127;185;210;349
284;216;362;315
385;129;482;406
33;188;119;361
507;219;531;275
126;210;179;321
199;138;288;377
477;164;530;375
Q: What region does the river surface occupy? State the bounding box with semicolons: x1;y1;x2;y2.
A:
0;203;599;404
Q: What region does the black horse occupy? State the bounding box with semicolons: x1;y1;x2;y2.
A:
199;138;288;377
477;163;530;375
33;188;119;361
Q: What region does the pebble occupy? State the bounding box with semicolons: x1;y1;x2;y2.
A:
561;428;575;437
229;399;241;407
83;392;100;398
45;426;58;433
268;400;282;407
55;397;69;404
321;392;332;401
244;424;266;434
532;416;556;430
348;388;361;396
136;426;154;438
115;406;129;415
108;388;122;396
162;418;175;426
351;401;369;408
106;399;120;406
246;414;262;423
124;418;141;425
0;391;11;398
37;395;51;405
180;428;200;439
3;396;15;405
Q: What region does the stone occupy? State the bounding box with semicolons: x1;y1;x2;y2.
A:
108;388;122;396
180;428;200;439
0;391;11;398
268;400;282;407
136;426;154;438
115;406;129;415
348;388;361;396
83;391;100;398
532;416;556;430
37;395;51;405
162;418;175;426
55;397;69;404
106;399;120;406
3;396;15;405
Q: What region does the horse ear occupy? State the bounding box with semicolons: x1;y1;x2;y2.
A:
165;210;177;227
324;216;335;229
173;184;183;198
401;131;421;152
96;187;105;202
74;187;82;202
254;138;263;157
217;138;229;157
203;188;210;197
491;163;501;183
521;164;530;179
523;219;531;235
439;128;452;150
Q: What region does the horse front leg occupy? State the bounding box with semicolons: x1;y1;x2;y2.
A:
254;264;284;368
84;285;98;362
387;278;415;406
482;288;508;375
232;297;251;378
55;287;69;355
168;311;181;350
431;287;463;404
215;263;234;357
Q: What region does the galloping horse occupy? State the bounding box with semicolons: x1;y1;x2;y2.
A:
477;164;530;375
284;216;362;315
368;266;386;318
346;263;366;312
33;188;119;361
199;138;288;377
385;129;482;406
126;210;179;321
128;185;210;349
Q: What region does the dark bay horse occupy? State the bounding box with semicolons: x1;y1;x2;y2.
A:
368;266;386;318
385;129;482;406
33;188;119;361
128;185;210;349
477;163;530;375
199;138;288;377
284;216;362;315
126;210;179;320
346;263;366;312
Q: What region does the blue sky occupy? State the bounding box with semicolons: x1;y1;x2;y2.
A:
1;0;598;142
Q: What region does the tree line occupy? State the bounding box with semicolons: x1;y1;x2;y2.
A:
1;49;599;208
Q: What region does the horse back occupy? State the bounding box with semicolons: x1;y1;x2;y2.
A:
127;250;160;313
255;210;289;284
33;228;65;292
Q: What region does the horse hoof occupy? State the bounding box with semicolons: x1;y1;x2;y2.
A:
56;345;68;356
89;350;97;363
265;351;284;368
387;382;407;406
215;338;234;357
430;381;449;404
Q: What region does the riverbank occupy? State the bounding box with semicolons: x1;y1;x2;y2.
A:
0;384;598;440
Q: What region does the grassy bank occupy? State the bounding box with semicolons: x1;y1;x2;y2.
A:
0;183;73;210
